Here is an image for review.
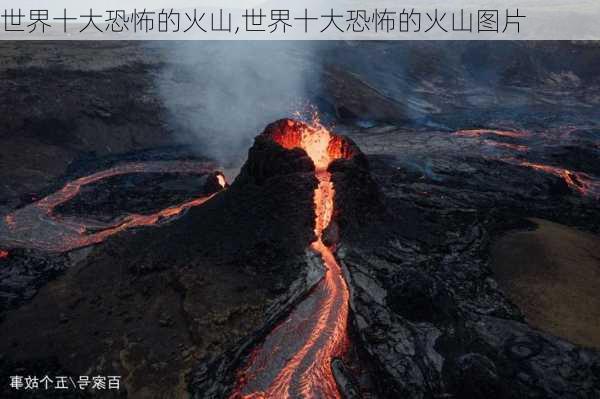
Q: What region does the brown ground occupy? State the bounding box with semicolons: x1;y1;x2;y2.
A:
491;218;600;349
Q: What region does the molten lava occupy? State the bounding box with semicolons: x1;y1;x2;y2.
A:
503;158;600;199
0;249;8;260
231;120;351;399
0;161;226;252
454;129;529;139
454;129;531;153
217;174;227;188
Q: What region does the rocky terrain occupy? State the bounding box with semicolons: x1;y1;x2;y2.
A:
332;125;600;398
0;145;319;399
0;41;599;398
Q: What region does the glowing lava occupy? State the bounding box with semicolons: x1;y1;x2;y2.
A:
454;129;529;139
231;120;350;399
0;161;226;252
0;249;8;260
503;158;600;199
453;129;531;153
217;174;227;188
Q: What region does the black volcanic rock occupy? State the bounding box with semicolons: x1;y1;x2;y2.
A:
0;123;322;398
3;115;599;399
190;119;386;398
334;146;600;398
327;139;388;248
55;170;227;222
386;268;458;324
0;248;69;314
341;230;600;399
235;126;315;187
446;353;507;399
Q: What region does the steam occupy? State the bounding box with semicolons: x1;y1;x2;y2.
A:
153;41;598;174
156;41;322;169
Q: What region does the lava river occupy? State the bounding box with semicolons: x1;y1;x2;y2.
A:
0;161;226;252
501;158;600;199
231;121;350;399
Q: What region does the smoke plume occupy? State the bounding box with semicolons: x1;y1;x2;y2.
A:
156;41;322;169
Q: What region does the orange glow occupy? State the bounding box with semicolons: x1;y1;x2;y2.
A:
271;119;349;172
55;194;219;250
521;161;596;197
504;158;600;199
217;174;227;188
0;161;226;252
231;120;350;399
454;129;529;139
0;249;8;260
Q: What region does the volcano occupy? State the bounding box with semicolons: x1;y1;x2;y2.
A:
1;119;360;398
1;118;599;399
189;119;384;399
231;119;357;399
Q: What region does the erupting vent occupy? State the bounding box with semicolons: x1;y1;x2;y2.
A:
268;119;357;171
217;174;227;188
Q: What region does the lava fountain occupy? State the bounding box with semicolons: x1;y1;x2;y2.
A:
230;120;355;399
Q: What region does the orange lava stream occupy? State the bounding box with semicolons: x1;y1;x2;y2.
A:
454;129;529;139
232;123;350;399
48;193;218;252
0;161;225;252
301;172;350;397
503;158;600;199
36;161;214;211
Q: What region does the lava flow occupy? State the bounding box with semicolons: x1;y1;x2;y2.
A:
0;161;226;252
502;158;600;199
454;129;530;139
483;140;529;153
453;129;531;153
231;120;351;399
